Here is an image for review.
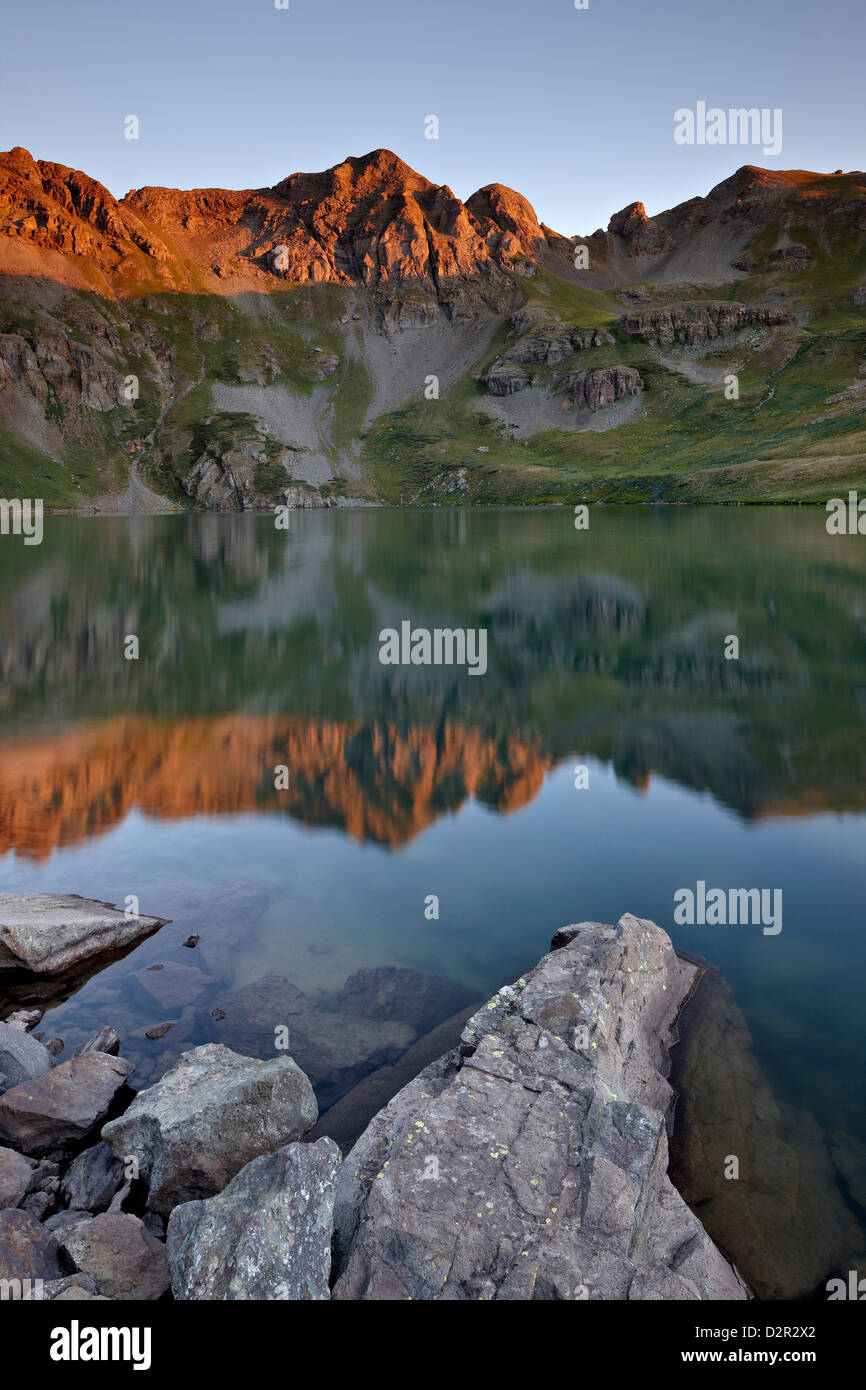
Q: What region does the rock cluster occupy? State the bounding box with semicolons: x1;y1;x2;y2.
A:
557;365;644;411
0;892;773;1301
616;301;793;346
485;324;616;395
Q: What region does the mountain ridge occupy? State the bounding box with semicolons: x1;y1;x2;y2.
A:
0;146;864;508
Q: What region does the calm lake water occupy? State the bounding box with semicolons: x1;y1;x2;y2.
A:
0;506;864;1289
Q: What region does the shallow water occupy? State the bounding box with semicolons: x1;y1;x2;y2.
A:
0;506;864;1283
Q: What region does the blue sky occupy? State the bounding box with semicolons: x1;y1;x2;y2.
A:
2;0;863;232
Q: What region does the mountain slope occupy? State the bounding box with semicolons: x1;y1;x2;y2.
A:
1;147;865;508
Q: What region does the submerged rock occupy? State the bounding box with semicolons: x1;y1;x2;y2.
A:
668;961;864;1299
167;1138;341;1300
0;1053;134;1156
75;1026;121;1057
102;1042;318;1215
332;914;748;1301
336;965;476;1039
0;893;168;975
203;976;414;1110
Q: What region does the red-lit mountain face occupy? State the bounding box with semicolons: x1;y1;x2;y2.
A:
0;148;864;508
0;145;548;309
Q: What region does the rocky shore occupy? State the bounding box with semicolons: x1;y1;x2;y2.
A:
0;893;860;1300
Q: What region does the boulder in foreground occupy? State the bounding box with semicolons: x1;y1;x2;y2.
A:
167;1138;341;1300
332;914;750;1301
102;1043;318;1215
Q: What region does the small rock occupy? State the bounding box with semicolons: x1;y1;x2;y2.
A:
0;1145;35;1207
75;1026;121;1057
28;1272;100;1300
0;1020;52;1094
44;1210;91;1236
60;1212;170;1300
0;1208;63;1280
21;1190;53;1220
144;1022;175;1041
5;1009;43;1032
60;1141;125;1212
45;1038;65;1057
182;935;200;949
142;1211;165;1240
108;1180;132;1213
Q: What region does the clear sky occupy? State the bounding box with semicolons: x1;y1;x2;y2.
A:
1;0;863;233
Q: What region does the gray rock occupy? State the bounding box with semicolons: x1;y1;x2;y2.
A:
21;1190;53;1220
0;1208;63;1281
332;914;749;1301
5;1009;43;1031
0;1052;134;1156
25;1157;60;1193
60;1141;125;1212
0;1146;34;1207
0;893;168;974
167;1138;341;1300
59;1212;169;1300
52;1286;111;1301
102;1043;318;1216
0;1020;52;1094
142;1211;165;1240
44;1210;92;1236
75;1026;120;1057
107;1180;132;1213
144;1022;175;1041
